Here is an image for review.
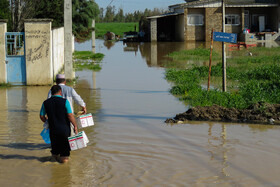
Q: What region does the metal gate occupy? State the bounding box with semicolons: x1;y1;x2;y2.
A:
5;32;26;85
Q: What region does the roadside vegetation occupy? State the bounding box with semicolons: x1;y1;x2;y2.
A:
73;51;104;71
96;22;138;38
0;83;12;87
165;47;280;109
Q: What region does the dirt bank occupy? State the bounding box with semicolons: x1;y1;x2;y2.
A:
165;102;280;125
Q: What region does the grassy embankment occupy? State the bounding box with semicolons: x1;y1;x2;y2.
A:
165;47;280;109
95;22;138;38
73;51;104;71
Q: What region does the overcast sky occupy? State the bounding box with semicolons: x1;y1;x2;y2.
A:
95;0;185;13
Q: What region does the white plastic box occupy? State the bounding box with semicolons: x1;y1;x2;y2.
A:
76;113;94;129
68;131;89;151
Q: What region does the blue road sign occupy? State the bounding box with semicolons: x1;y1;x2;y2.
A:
213;32;237;43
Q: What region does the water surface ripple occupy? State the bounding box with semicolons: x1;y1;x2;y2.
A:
0;40;279;186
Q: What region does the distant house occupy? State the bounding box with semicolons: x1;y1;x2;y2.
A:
146;0;280;42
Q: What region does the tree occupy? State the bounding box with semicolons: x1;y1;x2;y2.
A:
114;8;124;22
97;6;168;23
104;6;115;22
33;0;63;28
9;0;36;31
31;0;99;38
98;7;104;22
0;0;11;30
72;0;99;35
125;13;134;22
0;0;10;19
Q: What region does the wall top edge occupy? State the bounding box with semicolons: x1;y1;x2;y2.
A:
0;19;8;23
24;19;53;22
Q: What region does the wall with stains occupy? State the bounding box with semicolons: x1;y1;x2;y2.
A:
24;19;52;85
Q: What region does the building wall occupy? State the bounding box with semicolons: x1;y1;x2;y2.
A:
225;8;243;35
184;8;188;40
270;7;279;32
205;7;222;42
175;14;185;41
25;20;53;85
246;7;278;32
0;21;7;83
52;27;64;79
185;8;205;41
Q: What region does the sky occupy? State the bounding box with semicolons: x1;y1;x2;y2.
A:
95;0;186;13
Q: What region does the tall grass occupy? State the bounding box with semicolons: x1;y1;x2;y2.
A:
167;48;220;62
165;46;280;109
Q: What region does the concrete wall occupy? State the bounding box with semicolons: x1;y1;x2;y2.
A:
52;27;64;79
25;19;53;85
0;21;7;83
64;0;74;80
150;19;157;42
205;7;222;42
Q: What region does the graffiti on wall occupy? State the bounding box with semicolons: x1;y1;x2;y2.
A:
25;29;50;64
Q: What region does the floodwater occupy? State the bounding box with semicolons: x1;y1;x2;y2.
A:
0;39;280;187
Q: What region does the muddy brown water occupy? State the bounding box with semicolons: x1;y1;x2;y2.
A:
0;39;280;186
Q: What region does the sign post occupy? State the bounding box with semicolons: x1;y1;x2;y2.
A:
211;30;237;92
208;29;214;91
213;32;237;43
222;0;226;92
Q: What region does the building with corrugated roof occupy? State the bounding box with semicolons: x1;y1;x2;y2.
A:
145;0;280;42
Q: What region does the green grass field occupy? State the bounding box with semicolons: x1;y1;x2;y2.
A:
165;47;280;109
95;22;138;38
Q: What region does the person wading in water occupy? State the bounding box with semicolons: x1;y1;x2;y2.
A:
40;85;78;163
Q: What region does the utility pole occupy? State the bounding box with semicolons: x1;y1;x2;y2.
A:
92;20;96;53
222;0;227;92
64;0;74;80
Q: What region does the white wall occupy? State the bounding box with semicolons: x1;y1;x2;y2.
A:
25;20;53;85
0;22;7;83
52;27;65;79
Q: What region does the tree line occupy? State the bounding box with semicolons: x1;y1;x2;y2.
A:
98;6;167;23
0;0;99;37
0;0;166;38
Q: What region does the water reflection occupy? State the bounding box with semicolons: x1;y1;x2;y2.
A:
76;39;280;70
122;41;221;68
7;87;28;143
208;124;229;179
75;70;102;118
103;41;115;49
121;40;280;69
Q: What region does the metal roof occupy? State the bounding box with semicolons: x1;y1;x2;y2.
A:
147;12;183;19
169;0;279;8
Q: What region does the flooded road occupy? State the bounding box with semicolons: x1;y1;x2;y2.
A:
0;39;280;186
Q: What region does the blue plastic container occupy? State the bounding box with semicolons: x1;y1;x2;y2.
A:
40;128;51;144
